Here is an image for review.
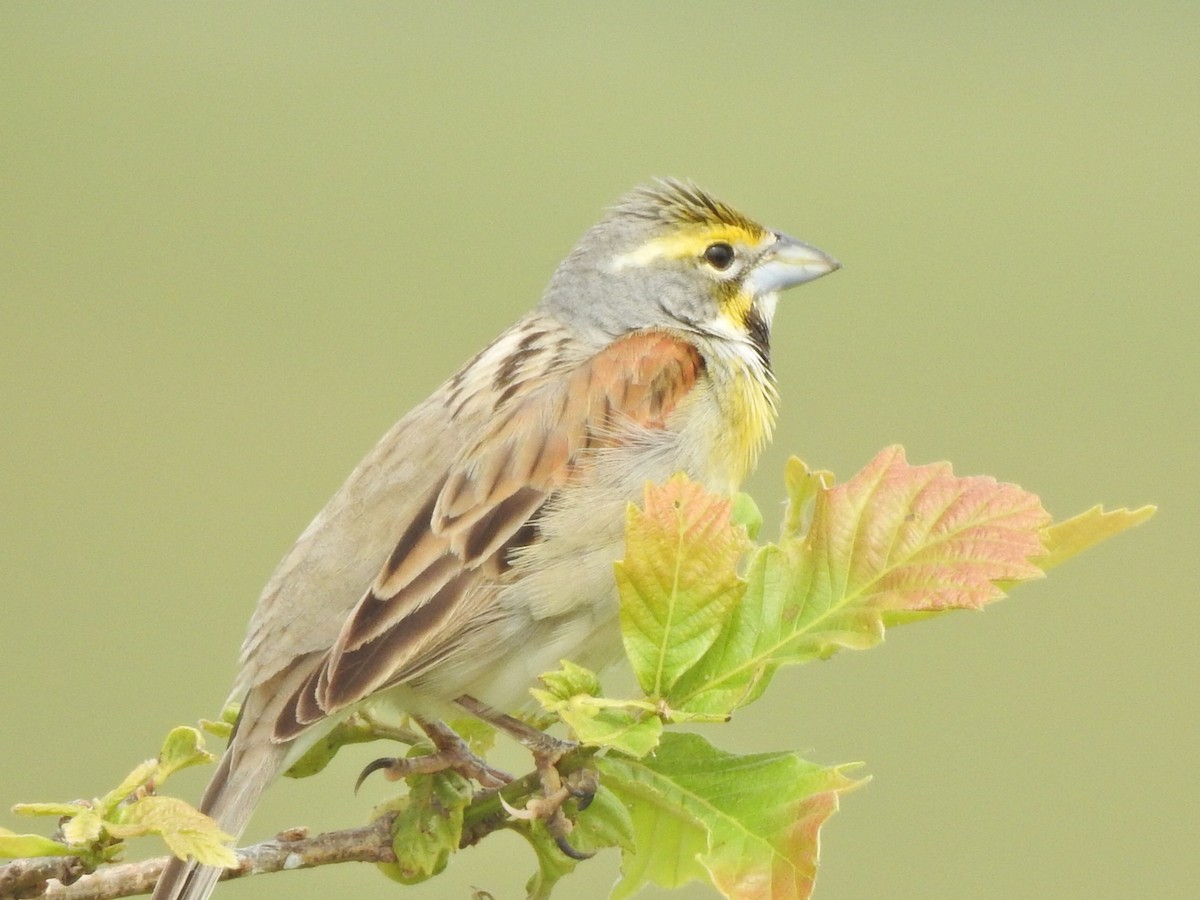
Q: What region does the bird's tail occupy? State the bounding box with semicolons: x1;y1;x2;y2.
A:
151;716;290;900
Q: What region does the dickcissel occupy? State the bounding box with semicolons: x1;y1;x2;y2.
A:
153;179;838;899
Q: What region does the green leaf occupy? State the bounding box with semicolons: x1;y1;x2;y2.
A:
515;781;634;900
669;545;795;716
445;716;498;758
672;446;1051;716
61;809;104;846
521;822;578;900
156;727;215;782
97;760;157;816
781;456;834;540
381;771;472;885
0;828;73;859
200;702;240;741
535;658;603;700
572;783;636;854
285;715;381;779
1035;503;1155;570
564;700;663;758
532;661;662;757
616;475;748;699
602;733;861;900
731;491;763;540
11;802;88;818
110;796;236;868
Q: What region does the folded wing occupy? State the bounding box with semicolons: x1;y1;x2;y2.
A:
273;330;704;740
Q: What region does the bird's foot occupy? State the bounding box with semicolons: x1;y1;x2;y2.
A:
355;718;511;792
457;694;598;859
501;764;599;860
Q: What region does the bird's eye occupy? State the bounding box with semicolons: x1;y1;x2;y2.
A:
703;242;735;271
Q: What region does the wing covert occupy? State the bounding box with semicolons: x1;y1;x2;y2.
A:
274;330;704;739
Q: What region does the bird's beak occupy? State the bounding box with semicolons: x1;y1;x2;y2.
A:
745;232;840;296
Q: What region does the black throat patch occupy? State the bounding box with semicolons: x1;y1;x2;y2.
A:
745;305;772;373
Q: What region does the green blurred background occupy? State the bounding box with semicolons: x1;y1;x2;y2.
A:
2;3;1196;898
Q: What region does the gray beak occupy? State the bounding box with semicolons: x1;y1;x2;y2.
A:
745;232;840;296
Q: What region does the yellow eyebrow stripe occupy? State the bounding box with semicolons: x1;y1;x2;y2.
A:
612;223;768;268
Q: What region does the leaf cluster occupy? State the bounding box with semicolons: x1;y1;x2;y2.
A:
524;446;1151;898
0;447;1153;900
1;727;234;873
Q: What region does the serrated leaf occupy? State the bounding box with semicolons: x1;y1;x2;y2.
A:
603;733;861;900
382;772;471;884
112;796;236;868
616;475;748;699
1035;504;1155;570
673;446;1051;716
0;828;73;858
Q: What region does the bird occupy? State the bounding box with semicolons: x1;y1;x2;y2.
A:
151;179;839;900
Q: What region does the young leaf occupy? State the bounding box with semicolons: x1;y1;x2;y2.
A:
615;475;748;699
61;809;104;846
200;702;240;741
380;771;472;885
11;802;88;818
0;828;73;859
602;733;861;900
97;760;157;816
156;726;215;782
516;783;635;900
731;492;764;540
520;822;579;900
672;446;1052;716
782;457;833;539
532;661;662;757
285;715;386;779
110;796;236;868
571;783;636;854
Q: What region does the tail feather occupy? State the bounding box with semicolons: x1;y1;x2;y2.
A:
152;729;288;900
151;660;326;900
152;732;289;900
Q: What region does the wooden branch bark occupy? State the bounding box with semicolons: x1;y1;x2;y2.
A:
1;757;564;900
1;818;396;900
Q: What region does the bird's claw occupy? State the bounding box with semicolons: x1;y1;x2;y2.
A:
498;759;599;859
354;720;512;793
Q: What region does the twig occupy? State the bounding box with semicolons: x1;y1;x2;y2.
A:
5;818;396;900
2;758;587;900
0;855;89;900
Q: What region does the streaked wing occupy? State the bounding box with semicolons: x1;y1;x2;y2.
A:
274;328;703;740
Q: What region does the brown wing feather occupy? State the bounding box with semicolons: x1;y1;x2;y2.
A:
274;330;704;740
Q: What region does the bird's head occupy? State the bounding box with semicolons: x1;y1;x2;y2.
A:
540;179;840;363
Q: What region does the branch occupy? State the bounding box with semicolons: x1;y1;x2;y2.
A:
1;855;90;900
4;819;396;900
5;769;550;900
